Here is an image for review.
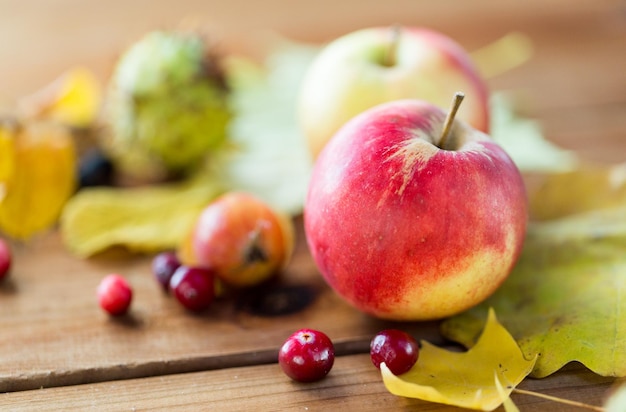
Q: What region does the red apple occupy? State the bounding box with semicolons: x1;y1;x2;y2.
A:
298;26;489;159
304;96;527;321
180;192;295;288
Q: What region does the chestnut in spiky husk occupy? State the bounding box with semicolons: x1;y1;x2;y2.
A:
101;30;231;182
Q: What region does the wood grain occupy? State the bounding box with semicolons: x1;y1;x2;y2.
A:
0;222;444;392
0;0;624;409
0;355;616;411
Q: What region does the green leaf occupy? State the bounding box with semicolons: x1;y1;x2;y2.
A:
220;39;317;215
442;164;626;378
381;308;535;411
489;92;578;173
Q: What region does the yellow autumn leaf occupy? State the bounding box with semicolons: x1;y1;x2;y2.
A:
494;373;520;412
60;176;223;257
18;66;102;128
0;120;77;240
471;31;534;79
380;308;536;411
529;162;626;221
0;126;16;189
442;162;626;378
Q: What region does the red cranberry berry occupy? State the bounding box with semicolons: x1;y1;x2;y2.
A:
278;329;335;382
169;266;215;312
152;251;181;291
97;274;133;316
0;238;11;281
370;329;419;375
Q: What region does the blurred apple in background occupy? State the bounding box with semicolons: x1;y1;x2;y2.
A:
304;95;526;321
298;26;490;159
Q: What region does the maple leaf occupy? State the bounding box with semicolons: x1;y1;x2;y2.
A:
381;308;536;411
442;163;626;378
219;41;316;216
489;92;578;174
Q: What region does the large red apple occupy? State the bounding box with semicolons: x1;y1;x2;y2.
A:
298;26;489;159
304;97;527;321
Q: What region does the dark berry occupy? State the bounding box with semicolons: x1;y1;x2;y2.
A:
370;329;419;375
0;238;11;280
169;266;215;312
97;274;133;316
152;251;181;291
79;149;114;188
278;329;335;382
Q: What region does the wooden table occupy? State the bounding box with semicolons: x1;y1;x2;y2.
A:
1;1;624;410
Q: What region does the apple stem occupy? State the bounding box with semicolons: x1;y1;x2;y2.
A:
439;92;465;149
384;24;402;66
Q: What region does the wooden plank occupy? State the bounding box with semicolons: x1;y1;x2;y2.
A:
0;354;617;411
484;7;626;112
0;221;444;392
0;0;624;112
0;0;624;406
539;101;626;164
